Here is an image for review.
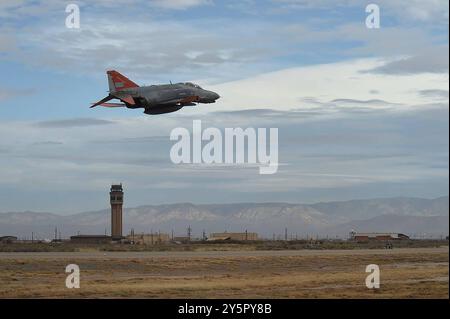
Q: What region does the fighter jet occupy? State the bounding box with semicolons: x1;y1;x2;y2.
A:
91;70;220;115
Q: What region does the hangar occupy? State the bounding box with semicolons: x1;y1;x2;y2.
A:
350;232;410;241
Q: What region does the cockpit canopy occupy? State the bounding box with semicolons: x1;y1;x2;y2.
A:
184;82;202;89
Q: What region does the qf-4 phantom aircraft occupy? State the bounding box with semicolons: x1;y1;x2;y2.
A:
91;70;220;115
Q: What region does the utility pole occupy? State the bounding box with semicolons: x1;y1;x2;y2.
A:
54;227;57;241
285;228;288;241
171;229;174;240
187;225;192;241
202;229;206;241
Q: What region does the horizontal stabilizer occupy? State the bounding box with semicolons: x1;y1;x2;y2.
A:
91;102;126;108
90;95;113;108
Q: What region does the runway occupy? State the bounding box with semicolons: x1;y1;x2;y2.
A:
0;246;447;259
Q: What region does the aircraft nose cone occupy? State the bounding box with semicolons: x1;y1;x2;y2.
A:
211;92;220;100
200;91;220;103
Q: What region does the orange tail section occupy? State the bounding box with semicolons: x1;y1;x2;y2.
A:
107;70;139;92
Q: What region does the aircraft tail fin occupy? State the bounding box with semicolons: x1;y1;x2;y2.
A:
107;70;139;92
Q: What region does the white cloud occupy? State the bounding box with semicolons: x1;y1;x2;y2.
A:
9;17;271;83
0;88;35;101
0;0;447;211
0;0;211;18
0;33;17;53
367;46;449;74
209;58;449;112
272;0;449;23
1;1;446;85
381;0;449;23
150;0;212;10
0;105;447;206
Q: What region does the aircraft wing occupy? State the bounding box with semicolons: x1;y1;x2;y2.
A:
159;95;200;106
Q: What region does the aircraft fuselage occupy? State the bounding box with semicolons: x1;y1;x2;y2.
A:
91;70;220;115
119;83;220;111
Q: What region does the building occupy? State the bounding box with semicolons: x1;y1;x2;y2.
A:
70;184;125;244
69;235;111;244
110;184;124;240
0;236;18;244
350;232;410;242
126;232;170;245
209;232;258;241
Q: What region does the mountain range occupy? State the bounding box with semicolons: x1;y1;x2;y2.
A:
0;196;448;239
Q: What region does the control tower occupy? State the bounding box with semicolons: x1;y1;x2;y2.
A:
110;184;124;240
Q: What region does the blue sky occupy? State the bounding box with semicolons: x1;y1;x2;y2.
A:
0;0;448;213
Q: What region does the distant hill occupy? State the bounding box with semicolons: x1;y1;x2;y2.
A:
311;196;449;220
0;196;448;239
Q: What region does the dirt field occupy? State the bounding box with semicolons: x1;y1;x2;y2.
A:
0;247;447;298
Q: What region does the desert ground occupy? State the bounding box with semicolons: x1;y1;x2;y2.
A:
0;246;448;298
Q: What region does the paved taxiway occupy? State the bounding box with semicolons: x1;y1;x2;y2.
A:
0;247;447;259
